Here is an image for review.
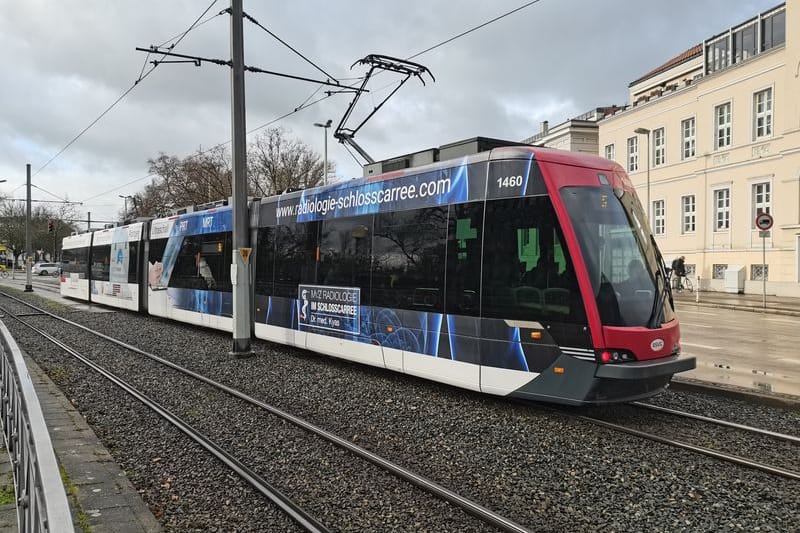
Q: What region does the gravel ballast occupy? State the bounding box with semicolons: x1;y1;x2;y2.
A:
1;291;798;532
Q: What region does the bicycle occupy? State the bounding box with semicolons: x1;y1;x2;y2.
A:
0;268;8;279
670;272;693;293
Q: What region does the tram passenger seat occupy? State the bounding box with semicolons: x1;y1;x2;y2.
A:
412;288;440;308
488;285;516;309
514;286;541;309
543;288;570;315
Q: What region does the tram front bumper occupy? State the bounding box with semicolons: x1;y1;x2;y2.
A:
594;355;696;380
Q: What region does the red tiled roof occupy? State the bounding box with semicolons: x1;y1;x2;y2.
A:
629;44;703;87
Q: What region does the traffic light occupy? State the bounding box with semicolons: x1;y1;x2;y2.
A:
47;219;54;233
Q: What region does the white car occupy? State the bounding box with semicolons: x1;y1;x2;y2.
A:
32;262;60;276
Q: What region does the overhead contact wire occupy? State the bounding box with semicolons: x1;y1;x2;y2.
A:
85;0;533;203
33;0;221;178
407;0;543;60
80;91;337;203
242;12;338;83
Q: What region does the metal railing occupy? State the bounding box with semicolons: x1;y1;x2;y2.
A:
0;320;74;533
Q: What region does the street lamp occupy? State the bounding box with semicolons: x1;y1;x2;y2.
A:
634;127;651;218
119;195;133;222
313;119;332;186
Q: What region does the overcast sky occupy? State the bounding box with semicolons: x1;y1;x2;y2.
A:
0;0;781;224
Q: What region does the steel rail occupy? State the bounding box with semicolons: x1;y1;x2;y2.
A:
576;414;800;481
0;303;330;533
0;291;532;533
631;401;800;445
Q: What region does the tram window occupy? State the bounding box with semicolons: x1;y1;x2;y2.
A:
169;232;231;292
127;242;139;283
445;202;484;316
122;241;140;283
104;241;138;284
148;239;166;263
481;197;586;324
61;247;89;275
254;227;276;296
147;239;167;288
372;207;447;312
274;222;318;298
319;216;372;303
91;244;111;282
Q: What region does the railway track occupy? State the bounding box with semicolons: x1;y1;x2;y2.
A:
3;288;798;530
630;401;800;445
571;401;800;481
0;290;531;533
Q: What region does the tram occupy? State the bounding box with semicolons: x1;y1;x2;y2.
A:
62;146;695;405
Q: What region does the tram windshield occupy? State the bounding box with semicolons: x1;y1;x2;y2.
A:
560;186;675;327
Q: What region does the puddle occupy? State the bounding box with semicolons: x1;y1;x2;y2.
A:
686;358;800;397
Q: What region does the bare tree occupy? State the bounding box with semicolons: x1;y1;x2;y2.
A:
131;145;233;218
0;200;79;262
129;128;331;217
247;127;333;196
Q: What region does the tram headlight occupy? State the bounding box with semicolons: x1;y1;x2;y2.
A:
597;349;636;364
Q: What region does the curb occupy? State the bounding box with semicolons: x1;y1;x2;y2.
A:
674;300;800;317
670;377;800;410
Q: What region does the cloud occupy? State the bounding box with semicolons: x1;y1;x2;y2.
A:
0;0;782;221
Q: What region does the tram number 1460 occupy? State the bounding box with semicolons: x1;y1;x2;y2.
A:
497;175;523;188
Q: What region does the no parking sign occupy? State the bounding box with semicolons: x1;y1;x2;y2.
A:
755;212;772;308
755;212;773;231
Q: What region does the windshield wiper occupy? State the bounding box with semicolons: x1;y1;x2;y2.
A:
647;235;672;329
652;235;674;308
647;269;667;328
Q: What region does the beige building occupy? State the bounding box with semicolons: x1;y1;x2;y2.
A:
599;1;800;296
522;107;624;153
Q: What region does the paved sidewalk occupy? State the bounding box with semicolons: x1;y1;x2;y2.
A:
673;289;800;316
26;352;162;533
0;348;162;533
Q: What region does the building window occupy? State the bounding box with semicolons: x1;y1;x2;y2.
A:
604;143;615;161
714;188;730;231
715;102;731;149
627;137;638;172
751;182;771;228
681;195;696;233
753;89;773;140
685;264;696;277
652;200;665;235
706;37;729;73
712;264;728;279
653;128;665;166
761;9;785;51
751;264;769;281
733;23;757;63
681;118;696;159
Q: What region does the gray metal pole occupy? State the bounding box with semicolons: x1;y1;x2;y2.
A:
87;211;91;231
230;0;251;354
762;234;766;309
24;164;32;292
